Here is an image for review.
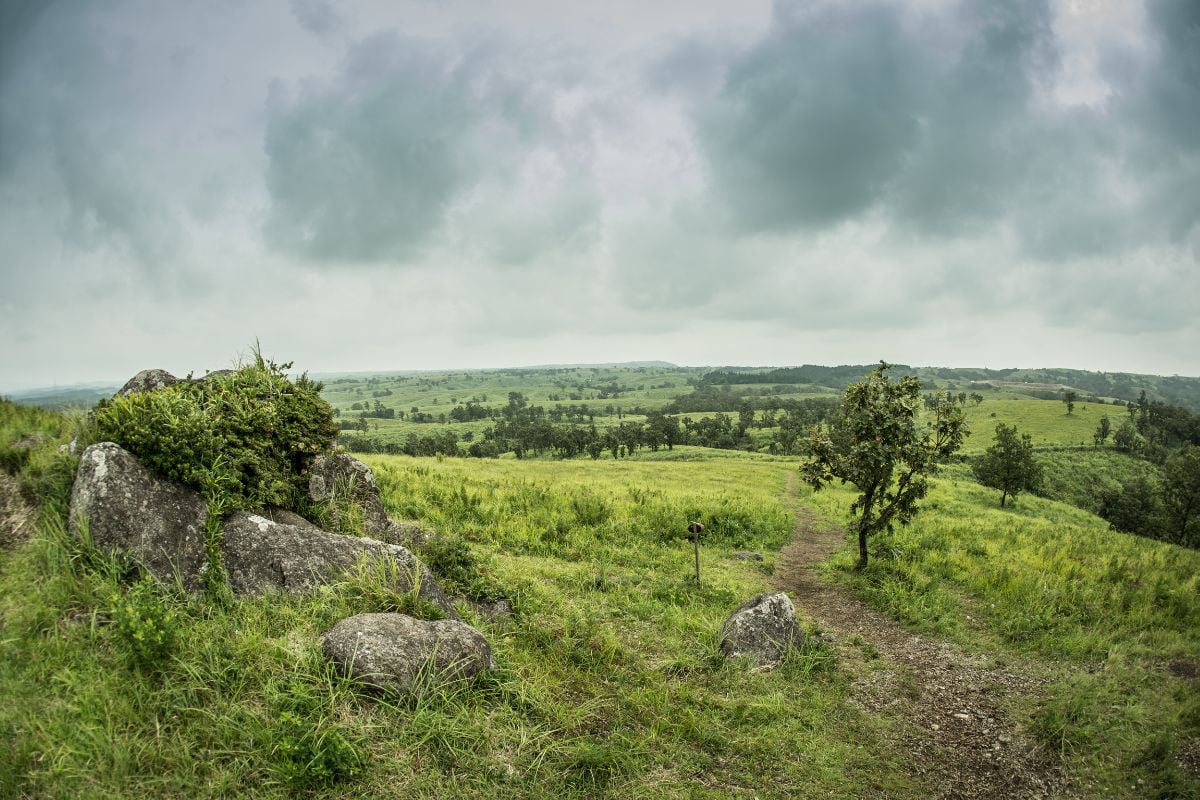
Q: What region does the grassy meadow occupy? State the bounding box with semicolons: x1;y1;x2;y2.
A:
1;418;924;799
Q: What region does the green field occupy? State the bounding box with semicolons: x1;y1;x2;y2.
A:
2;365;1197;798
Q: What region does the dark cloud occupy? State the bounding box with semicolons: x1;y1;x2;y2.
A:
696;0;934;231
0;2;184;271
689;0;1198;257
290;0;344;39
261;31;595;265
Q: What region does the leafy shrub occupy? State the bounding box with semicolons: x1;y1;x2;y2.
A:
94;354;338;513
109;577;180;671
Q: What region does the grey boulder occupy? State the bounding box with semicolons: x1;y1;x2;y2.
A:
719;591;805;665
116;369;178;397
308;453;392;536
69;442;209;589
221;511;460;619
322;612;494;692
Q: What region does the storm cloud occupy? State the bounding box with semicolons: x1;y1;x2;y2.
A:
0;0;1196;390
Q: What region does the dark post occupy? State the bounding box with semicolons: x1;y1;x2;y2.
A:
687;521;704;586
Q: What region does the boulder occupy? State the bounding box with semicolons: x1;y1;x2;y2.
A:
116;369;178;397
200;369;237;381
719;591;805;666
220;512;460;619
308;453;392;536
322;612;493;692
69;442;209;589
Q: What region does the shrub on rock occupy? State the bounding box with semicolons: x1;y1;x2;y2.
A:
94;354;338;512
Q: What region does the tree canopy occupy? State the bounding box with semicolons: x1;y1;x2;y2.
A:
972;422;1043;508
801;362;968;568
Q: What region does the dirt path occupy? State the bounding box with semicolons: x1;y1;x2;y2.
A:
773;474;1069;800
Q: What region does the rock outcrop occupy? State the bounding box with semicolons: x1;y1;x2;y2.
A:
322;612;494;692
307;452;431;547
220;511;459;618
115;369;178;397
308;453;392;535
69;442;209;589
719;591;805;666
69;442;457;616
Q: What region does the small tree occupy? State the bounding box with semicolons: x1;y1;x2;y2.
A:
1063;390;1077;415
972;423;1042;507
1113;419;1143;454
1093;416;1111;446
801;363;967;569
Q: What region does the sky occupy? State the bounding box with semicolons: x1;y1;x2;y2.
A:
1;0;1197;391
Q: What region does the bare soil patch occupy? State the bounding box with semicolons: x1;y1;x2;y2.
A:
774;475;1070;800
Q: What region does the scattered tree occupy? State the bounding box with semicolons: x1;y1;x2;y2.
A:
1093;416;1111;446
1063;390;1077;415
1113;419;1143;455
802;363;968;568
972;423;1042;507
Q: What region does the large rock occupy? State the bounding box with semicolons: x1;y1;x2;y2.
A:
322;612;493;692
220;512;460;619
719;591;805;666
69;442;209;589
308;453;392;536
116;369;178;397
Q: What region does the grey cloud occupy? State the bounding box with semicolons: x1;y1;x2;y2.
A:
262;30;597;265
688;0;1198;260
263;34;482;263
696;0;934;231
291;0;345;39
0;2;185;272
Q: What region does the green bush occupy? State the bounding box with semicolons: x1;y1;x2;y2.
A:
109;577;180;671
94;355;338;513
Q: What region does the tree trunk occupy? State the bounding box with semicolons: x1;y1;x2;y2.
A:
857;523;869;569
1000;490;1007;508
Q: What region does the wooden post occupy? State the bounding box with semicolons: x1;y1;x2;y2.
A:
687;522;704;586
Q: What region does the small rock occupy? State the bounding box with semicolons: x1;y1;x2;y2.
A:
732;551;764;561
953;713;971;721
719;591;805;666
322;612;494;693
931;724;940;731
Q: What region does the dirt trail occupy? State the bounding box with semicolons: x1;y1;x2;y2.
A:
774;474;1069;800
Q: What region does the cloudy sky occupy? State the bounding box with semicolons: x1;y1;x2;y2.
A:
1;0;1197;390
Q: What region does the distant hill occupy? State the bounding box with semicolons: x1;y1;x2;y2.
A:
4;384;119;411
701;364;1200;412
